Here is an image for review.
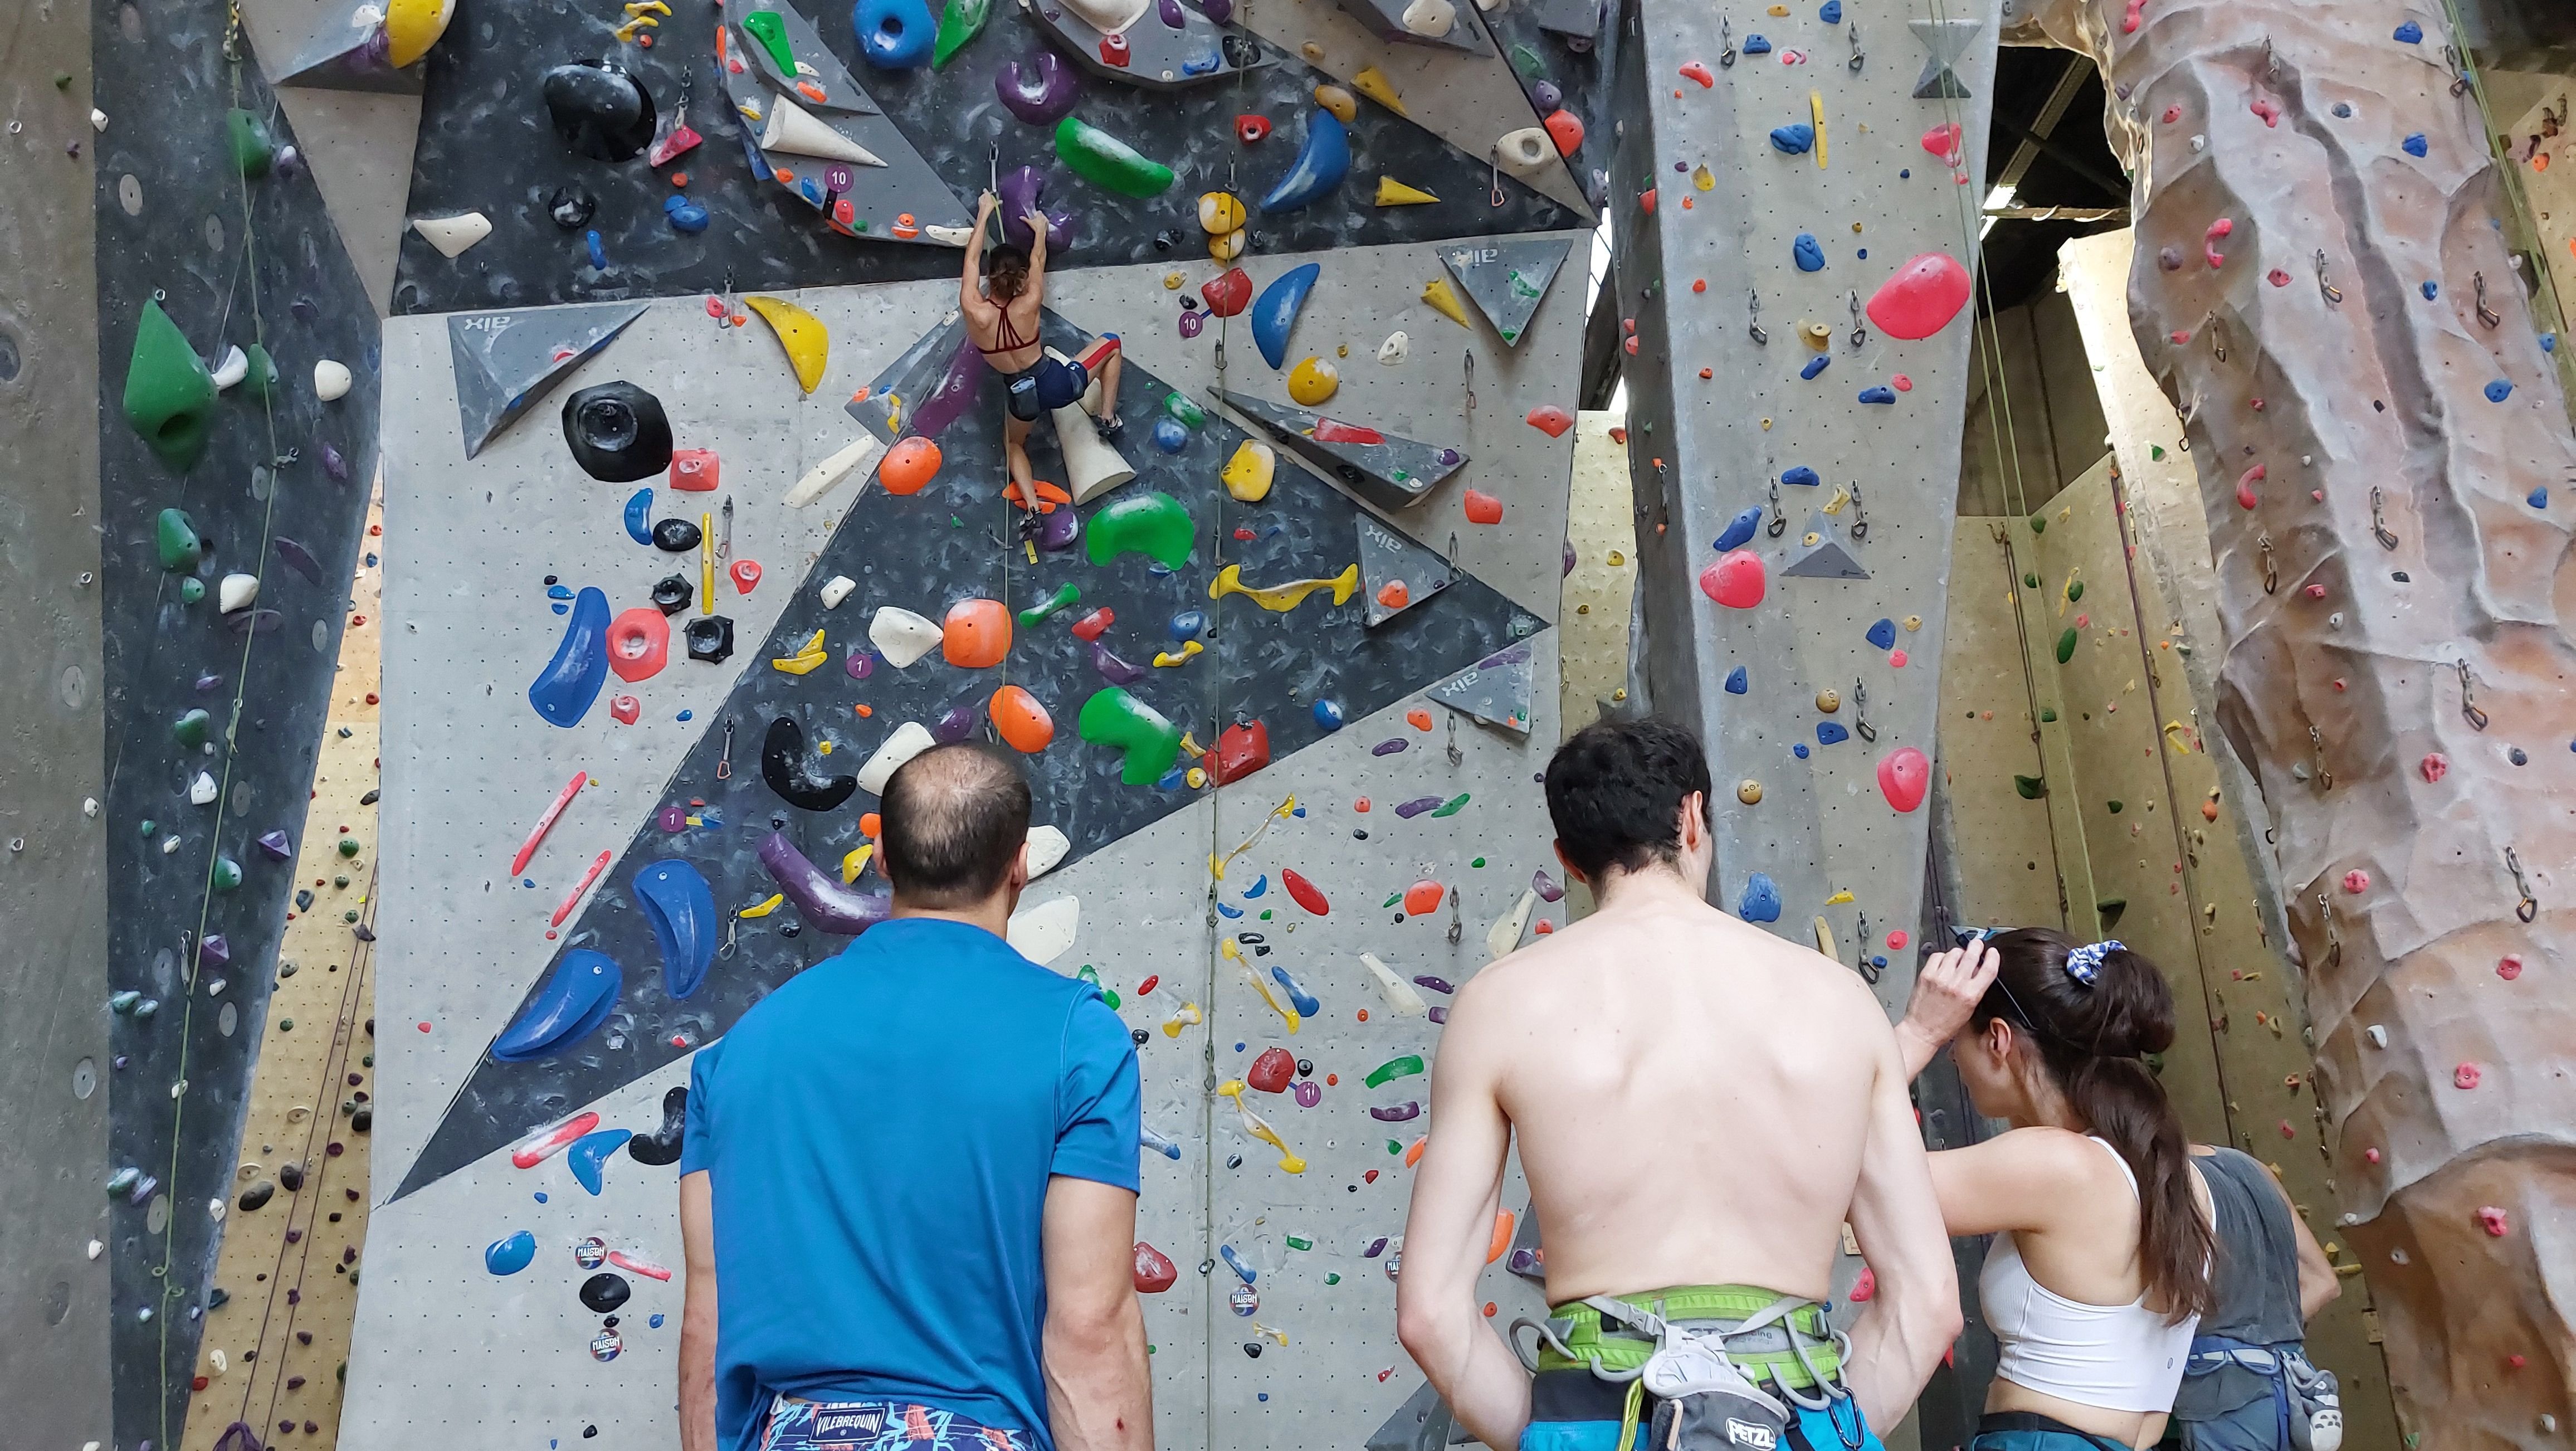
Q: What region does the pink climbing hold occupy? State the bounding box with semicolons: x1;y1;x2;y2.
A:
1891;374;1913;392
2341;868;2369;894
2267;268;2291;288
1865;252;1973;340
2235;464;2264;510
2456;1062;2482;1089
2251;96;2281;128
1889;649;1909;669
1919;123;1964;167
2363;1146;2381;1163
2204;217;2232;269
1887;929;1909;951
2121;0;2145;32
1679;60;1715;87
1876;746;1931;814
1850;1266;1877;1302
1697;548;1766;609
1463;489;1505;524
1525;405;1575;437
2420;752;2448;782
2478;1205;2511;1237
2499;955;2524;980
2160;105;2181;123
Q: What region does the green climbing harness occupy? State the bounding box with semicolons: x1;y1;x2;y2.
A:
1515;1285;1850;1451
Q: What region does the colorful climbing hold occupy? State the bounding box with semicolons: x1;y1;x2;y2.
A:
1281;868;1329;916
991;685;1055;752
1877;747;1930;812
1208;562;1358;612
943;598;1013;668
1261;110;1350;212
1086;491;1196;568
1738;873;1782;923
1863;252;1972;339
1364;1054;1425;1088
123;299;217;470
1699;549;1767;609
1525;405;1574;437
1055;115;1177;196
1077;687;1185;785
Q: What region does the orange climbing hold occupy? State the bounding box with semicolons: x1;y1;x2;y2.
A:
1487;1209;1517;1263
990;685;1054;752
1544;109;1584;155
1463;488;1505;524
1376;581;1411;609
1526;405;1575;437
943;598;1013;668
1407;707;1433;731
1404;879;1443;916
881;436;941;494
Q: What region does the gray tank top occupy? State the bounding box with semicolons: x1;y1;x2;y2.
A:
2196;1147;2304;1346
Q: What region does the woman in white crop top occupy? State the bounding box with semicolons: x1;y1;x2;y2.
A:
1893;928;2217;1451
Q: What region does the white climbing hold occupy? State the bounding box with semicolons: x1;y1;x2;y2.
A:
786;434;886;508
84;796;99;817
208;1346;228;1374
87;1239;103;1260
921;225;973;247
162;834;183;854
2189;134;2206;153
818;575;857;610
189;772;219;805
869;606;944;668
1486;888;1537;962
210;345;249;392
1401;0;1457;37
1025;824;1071;879
217;573;259;612
2366;1024;2387;1048
1359;952;1428;1016
1006;895;1081;965
90;109;108;132
1495;127;1555;178
411;211;492;257
1061;0;1151;34
759;96;886;167
1377;330;1410;365
853;719;936;795
314;359;353;401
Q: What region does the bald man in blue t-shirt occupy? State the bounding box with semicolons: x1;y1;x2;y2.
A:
679;744;1150;1451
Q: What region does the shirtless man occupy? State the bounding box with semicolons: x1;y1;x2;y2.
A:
958;191;1123;504
1397;718;1960;1451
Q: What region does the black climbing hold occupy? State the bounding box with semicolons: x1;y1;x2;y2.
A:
762;715;857;812
2510;747;2529;766
2096;898;2128;930
1226;1153;1244;1169
1243;1342;1263;1358
208;1288;229;1309
352;1107;372;1133
685;616;734;664
543;61;657;163
359;788;380;806
1130;1028;1150;1045
278;1162;305;1192
628;1086;689;1165
563;381;674;483
296;890;315;911
652;573;695;614
1221;34;1258;66
1153;230;1177;252
779;921;802;938
238;1181;276;1213
549;186;601;229
578;1272;632;1313
1182;294;1201;310
652;517;702;553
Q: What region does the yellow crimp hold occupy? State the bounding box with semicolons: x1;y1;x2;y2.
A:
1209;795;1297;880
1248;1322;1290;1347
1227;945;1301;1032
1161;1001;1203;1038
1809;90;1826;167
1375;177;1438;206
771;629;829;674
1422;277;1471;328
1822;484;1850;515
1218;1079;1308;1174
840;844;872;884
1823;888;1856;904
1178;730;1206;759
744;294;831;396
1351;65;1405;114
384;0;457;69
1208;562;1359;612
738;893;786;919
1812;916;1837;961
1153;640;1205;668
612;13;660;41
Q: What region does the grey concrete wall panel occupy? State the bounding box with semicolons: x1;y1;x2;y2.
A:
0;2;114;1447
90;0;387;1441
1606;0;2001;1025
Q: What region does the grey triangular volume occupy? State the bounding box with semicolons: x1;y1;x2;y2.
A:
449;301;651;458
1909;17;1980;99
739;3;879;114
1525;0;1601;41
847;314;973;442
1368;1380;1459;1451
1332;0;1490;54
1780;513;1871;580
1358;515;1460;626
1440;236;1573;349
1024;0;1256;90
1425;639;1535;733
276;7;425;94
1218;389;1467;512
717;12;973;244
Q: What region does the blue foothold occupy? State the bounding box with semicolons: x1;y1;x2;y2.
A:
623;488;655;545
1856;248;1867;260
2486;378;2514;403
2393;20;2422;42
528;587;612;728
1152;417;1191;454
677;709;693;721
1744;33;1772;53
1715;505;1764;552
1221;1244;1257;1282
1865;617;1897;650
1816;720;1849;745
485;1229;538;1276
1801;355;1830;381
2403;133;2428;157
1724;666;1749;694
651;1314;666;1329
2546;334;2560;354
1793;233;1826;271
1767;121;1813;154
493;948;624;1061
1793;743;1809;759
1313;698;1345;731
1819;0;1840;19
663;194;710;233
1858;385;1897;405
1244;873;1270;899
1170;608;1208;639
1738;872;1782;923
2422;281;2438;300
1782;465;1821;488
567;1128;633;1195
535;1192;548;1203
2530;486;2550;509
587;229;607;270
547;583;575;600
1899;168;1910;179
1218;902;1244;918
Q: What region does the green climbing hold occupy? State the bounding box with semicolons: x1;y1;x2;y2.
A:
1054;116;1177;198
1385;1140;1402;1155
173;708;212;748
1085;490;1195;568
1471;856;1485;868
740;10;797;73
139;820;157;836
1164;392;1205;428
932;0;991;68
1430;792;1470;818
1077;686;1185;785
125;300;218;471
158;508;204;572
2066;580;2085;603
226;108;276;178
2054;626;2078;664
2038;708;2057;723
212;856;243;891
1324;1272;1341;1285
2149;445;2165;461
1509;42;1545;76
2022;572;2039;590
2013;775;2047;800
179;578;206;605
338;838;361;858
1018;581;1081;626
1285;1234;1314;1250
2106;800;2124;814
241;343;281;403
1365;1054;1426;1089
2027;514;2046;534
1382;893;1403;909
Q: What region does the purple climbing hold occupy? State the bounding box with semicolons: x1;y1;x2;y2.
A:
1562;538;1577;576
1040;506;1081;551
320;442;350;483
199;934;231;969
935;703;980;742
999;165;1075;252
1372;737;1409;757
1158;0;1185;25
758;831;892;935
1198;0;1233;20
1393;796;1445;818
1369;1101;1423;1122
997;51;1080;125
1178;309;1206;339
1089;638;1148;685
1412;975;1456;994
906;335;992;442
195;673;223;693
1533;869;1564;902
1532;81;1562;111
275;537;324;586
256;830;293;861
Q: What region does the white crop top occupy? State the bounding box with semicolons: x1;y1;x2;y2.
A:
1978;1136;2202;1414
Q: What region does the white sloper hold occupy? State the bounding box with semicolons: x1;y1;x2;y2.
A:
313;359;353;402
1401;0;1457;37
869;606;944;667
1378;330;1410;365
1007;895;1080;966
1495;128;1555;178
411;211;492;257
854;720;936;795
1359;952;1429;1016
818;576;857;610
1024;824;1071;879
759;96;886;167
210;346;249;392
786;434;886;507
1486;889;1536;962
189;771;219;805
217;573;260;612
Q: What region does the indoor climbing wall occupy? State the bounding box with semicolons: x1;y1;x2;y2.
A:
1606;0;2003;1020
333;0;1604;1435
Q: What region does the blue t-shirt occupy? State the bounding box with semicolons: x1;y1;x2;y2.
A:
681;917;1141;1451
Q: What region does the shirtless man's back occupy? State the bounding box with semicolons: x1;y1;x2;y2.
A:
1397;719;1959;1451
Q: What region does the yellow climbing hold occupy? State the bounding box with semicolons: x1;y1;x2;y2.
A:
1421;277;1471;328
1161;1000;1203;1037
1209;562;1359;612
1376;177;1439;206
1198;191;1247;234
1812;916;1836;960
1350;66;1406;114
840;844;873;884
1313;83;1358;123
1287;356;1340;405
1153;640;1206;668
738;892;787;919
1738;780;1764;804
744;294;829;395
1164;271;1185;289
770;629;830;674
1209;795;1297;879
385;0;458;68
1823;484;1850;514
1823;888;1856;905
1809;90;1826;167
1236;955;1302;1033
1208;228;1247;262
1217;1079;1307;1172
1692;164;1716;192
1223;439;1276;502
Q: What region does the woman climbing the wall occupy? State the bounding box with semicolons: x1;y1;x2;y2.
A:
1892;931;2218;1451
959;189;1123;508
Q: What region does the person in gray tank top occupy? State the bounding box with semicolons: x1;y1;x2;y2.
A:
2164;1146;2343;1451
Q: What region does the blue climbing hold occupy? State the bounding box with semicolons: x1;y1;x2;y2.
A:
529;587;611;728
1152;417;1191;454
1738;873;1782;923
1244;874;1269;899
567;1128;634;1195
1768;123;1813;154
623;489;654;545
2530;486;2550;509
855;0;937;66
1725;666;1748;694
1715;505;1764;552
1744;33;1772;53
1782;465;1821;488
1857;248;1867;260
1793;743;1809;759
651;1314;666;1329
1793;233;1826;271
485;1230;538;1275
587;230;607;270
1313;698;1345;731
1858;385;1896;405
1221;1244;1257;1282
633;859;716;1000
2486;379;2515;403
1218;902;1243;918
1865;617;1897;650
1271;965;1319;1016
2393;20;2421;42
1819;0;1840;20
1260;110;1350;213
1899;169;1910;179
1816;721;1849;745
547;584;574;601
1170;609;1208;639
2546;334;2560;354
494;948;624;1061
1251;262;1322;370
2421;281;2438;300
663;194;710;233
1801;355;1831;381
2403;133;2428;157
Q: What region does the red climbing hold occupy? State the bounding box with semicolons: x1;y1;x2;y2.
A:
1463;489;1505;525
1248;1046;1296;1093
1070;607;1114;640
1638;188;1656;216
1281;868;1330;916
1877;746;1931;813
609;694;642;724
1211;719;1271;785
2421;752;2448;782
670;448;721;491
607;607;671;683
2204;217;2232;269
2250;96;2280;128
2235;464;2264;510
2341;869;2369;894
1133;1241;1179;1293
1698;548;1766;609
1236;114;1271;144
1201;267;1254;318
2478;1205;2511;1236
1887;930;1910;951
2456;1062;2482;1089
1850;1267;1876;1302
1099;32;1131;65
2499;954;2524;981
1919;123;1964;166
1313;418;1386;445
1404;879;1443;916
1865;252;1973;339
1544;109;1584;155
1525;405;1575;437
1679;60;1715;87
1376;581;1410;609
729;558;763;593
